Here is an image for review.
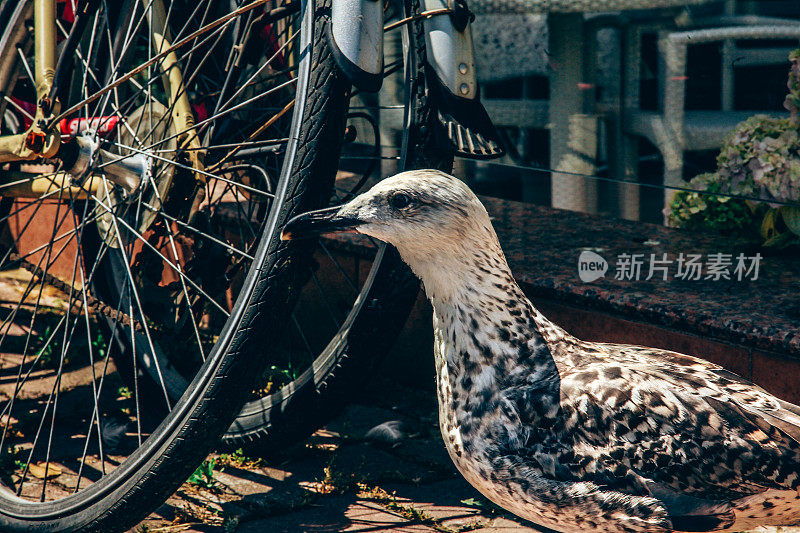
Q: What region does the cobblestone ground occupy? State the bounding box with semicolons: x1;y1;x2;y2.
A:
128;379;800;533
127;379;538;533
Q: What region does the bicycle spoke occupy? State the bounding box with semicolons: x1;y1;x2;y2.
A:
67;191;109;482
143;170;207;360
91;190;230;318
98;182;173;410
15;190;74;495
310;271;342;330
3;96;34;123
135;76;299;154
0;223;78;453
291;313;316;362
100;140;276;199
15;45;35;84
153;138;289;154
39;211;87;499
141;202;254;260
319;241;359;294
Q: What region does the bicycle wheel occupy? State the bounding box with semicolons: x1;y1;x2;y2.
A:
0;0;347;530
221;0;454;449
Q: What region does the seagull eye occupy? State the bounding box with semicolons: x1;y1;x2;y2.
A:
389;193;411;210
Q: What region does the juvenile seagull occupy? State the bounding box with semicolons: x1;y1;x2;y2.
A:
282;170;800;533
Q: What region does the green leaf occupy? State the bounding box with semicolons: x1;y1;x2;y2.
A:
781;206;800;236
461;497;490;509
761;208;780;240
187;458;216;488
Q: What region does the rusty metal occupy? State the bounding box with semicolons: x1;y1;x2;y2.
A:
24;131;45;153
10;252;149;333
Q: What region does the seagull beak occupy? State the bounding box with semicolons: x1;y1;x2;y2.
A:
280;205;364;241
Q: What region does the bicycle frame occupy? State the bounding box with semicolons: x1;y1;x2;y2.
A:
0;0;203;198
0;0;60;165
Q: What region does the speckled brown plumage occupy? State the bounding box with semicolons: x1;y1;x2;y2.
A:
296;170;800;533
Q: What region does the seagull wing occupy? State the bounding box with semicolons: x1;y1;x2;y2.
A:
701;367;800;446
615;343;800;446
555;343;800;505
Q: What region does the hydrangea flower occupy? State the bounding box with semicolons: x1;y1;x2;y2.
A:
669;49;800;242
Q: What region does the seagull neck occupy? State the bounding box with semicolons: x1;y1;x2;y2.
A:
428;260;560;406
416;248;557;374
428;260;521;315
402;226;515;305
394;224;563;352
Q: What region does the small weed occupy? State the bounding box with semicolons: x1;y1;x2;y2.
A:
460;496;502;515
358;483;437;524
318;465;353;494
358;483;490;533
94;331;107;358
316;455;361;495
0;446;24;484
172;504;195;524
268;364;295;382
250;365;296;398
118;386;132;399
187;458;216;489
33;322;108;369
217;448;262;470
34;324;59;368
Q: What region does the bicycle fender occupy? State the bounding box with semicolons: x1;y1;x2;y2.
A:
422;0;476;101
328;0;384;92
422;0;504;158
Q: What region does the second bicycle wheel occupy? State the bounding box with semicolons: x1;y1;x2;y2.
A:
220;0;455;449
0;0;347;530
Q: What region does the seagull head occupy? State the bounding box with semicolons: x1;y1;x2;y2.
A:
282;169;508;301
281;169;493;257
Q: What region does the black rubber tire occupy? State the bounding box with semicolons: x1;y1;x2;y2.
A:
220;0;454;451
0;0;348;530
404;0;455;173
